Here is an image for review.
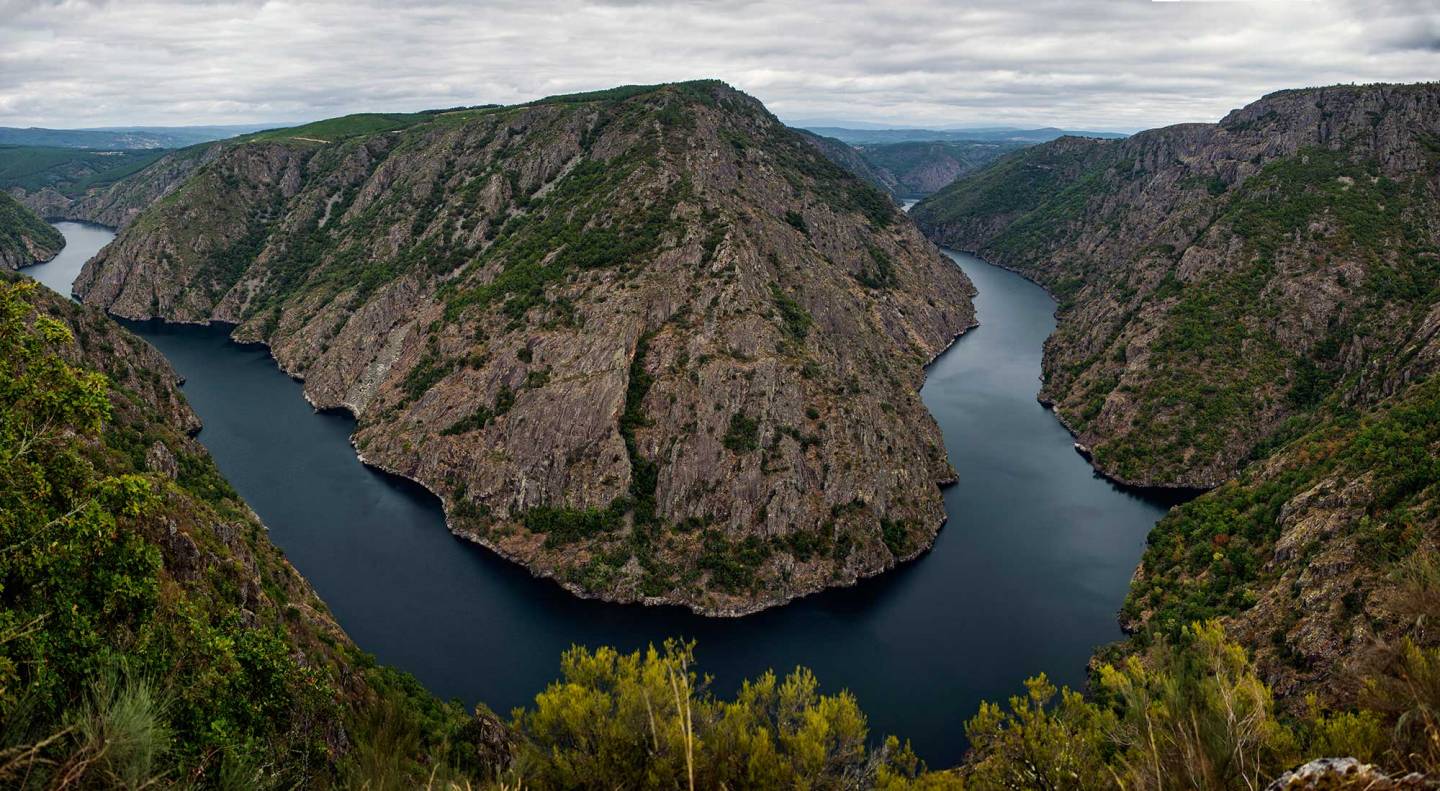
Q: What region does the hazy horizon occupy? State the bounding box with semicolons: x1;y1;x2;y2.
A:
3;0;1437;132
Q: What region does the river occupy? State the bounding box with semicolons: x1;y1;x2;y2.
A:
28;221;1180;766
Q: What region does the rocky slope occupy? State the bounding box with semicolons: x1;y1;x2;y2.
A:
913;81;1440;718
915;83;1440;489
800;132;1023;199
1122;364;1440;711
859;140;1026;198
0;274;506;786
0;191;63;269
9;142;216;228
796;129;901;197
75;81;976;616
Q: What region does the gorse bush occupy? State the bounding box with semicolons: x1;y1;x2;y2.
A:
960;621;1440;790
505;640;940;791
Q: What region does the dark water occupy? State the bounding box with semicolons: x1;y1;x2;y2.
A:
23;221;115;296
29;223;1178;766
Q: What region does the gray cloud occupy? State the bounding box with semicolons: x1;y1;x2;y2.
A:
1;0;1436;131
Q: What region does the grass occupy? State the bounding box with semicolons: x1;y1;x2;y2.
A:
245;113;430;143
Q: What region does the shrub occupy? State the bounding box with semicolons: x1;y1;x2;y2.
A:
723;411;761;452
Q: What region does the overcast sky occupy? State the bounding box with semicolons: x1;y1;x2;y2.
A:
1;0;1437;132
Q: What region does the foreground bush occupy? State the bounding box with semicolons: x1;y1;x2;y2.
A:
505;640;947;790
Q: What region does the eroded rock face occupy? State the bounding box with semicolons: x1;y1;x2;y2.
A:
914;83;1440;489
75;81;976;615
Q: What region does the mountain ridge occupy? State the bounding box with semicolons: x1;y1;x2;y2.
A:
915;81;1440;489
72;80;977;615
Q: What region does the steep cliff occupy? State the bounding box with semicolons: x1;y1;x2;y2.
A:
75;81;976;615
0;275;506;787
1123;367;1440;711
915;83;1440;489
0;191;63;269
913;81;1440;721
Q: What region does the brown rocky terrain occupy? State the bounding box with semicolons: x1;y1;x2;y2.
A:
73;81;976;616
914;82;1440;489
913;81;1440;718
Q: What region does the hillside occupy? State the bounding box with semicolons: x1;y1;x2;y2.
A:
859;140;1027;198
799;132;1026;199
0;192;63;269
10;143;217;229
73;80;976;616
0;145;170;201
914;82;1440;489
795;129;900;196
0;123;277;150
803;125;1127;145
909;81;1440;728
0;275;507;787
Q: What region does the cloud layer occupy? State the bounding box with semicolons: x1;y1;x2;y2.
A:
2;0;1437;131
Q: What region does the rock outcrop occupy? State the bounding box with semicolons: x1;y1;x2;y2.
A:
0;191;64;269
915;82;1440;489
1266;758;1437;790
75;81;976;615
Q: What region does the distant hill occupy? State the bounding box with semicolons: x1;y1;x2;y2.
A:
0;145;170;197
0;123;291;150
796;131;1027;199
805;125;1127;145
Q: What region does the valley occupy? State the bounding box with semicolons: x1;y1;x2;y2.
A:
5;69;1440;788
28;220;1178;767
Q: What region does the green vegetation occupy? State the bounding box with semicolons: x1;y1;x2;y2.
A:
770;283;813;341
0;145;170;197
722;411;761;452
530;81;715;106
506;640;940;790
856;140;1027;198
523;503;625;548
503;618;1440;788
858;244;897;289
1125;371;1440;639
910;139;1113;239
244;113;429;143
964;621;1386;789
783;209;809;233
0;278;495;788
0;192;63;264
620;333;660;529
442;155;682;324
